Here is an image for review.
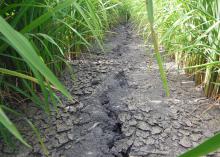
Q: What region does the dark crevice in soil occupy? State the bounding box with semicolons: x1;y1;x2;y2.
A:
116;142;133;157
100;91;110;105
98;72;129;155
113;123;122;134
114;70;128;87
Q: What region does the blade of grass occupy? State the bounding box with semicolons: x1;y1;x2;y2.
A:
0;68;39;84
146;0;170;96
1;105;49;156
0;16;71;99
0;105;30;147
179;133;220;157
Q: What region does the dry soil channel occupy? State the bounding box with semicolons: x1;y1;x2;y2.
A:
1;23;220;157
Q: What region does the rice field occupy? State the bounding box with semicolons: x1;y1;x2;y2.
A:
0;0;220;156
129;0;220;156
128;0;220;98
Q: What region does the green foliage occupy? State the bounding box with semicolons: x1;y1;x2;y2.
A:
156;0;220;98
127;0;220;156
146;0;170;96
0;106;30;147
0;0;122;149
0;16;71;98
180;133;220;157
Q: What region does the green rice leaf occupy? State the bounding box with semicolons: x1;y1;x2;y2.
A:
146;0;170;96
0;106;30;147
0;68;38;84
179;133;220;157
0;16;71;99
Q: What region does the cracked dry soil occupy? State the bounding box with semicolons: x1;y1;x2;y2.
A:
1;23;220;157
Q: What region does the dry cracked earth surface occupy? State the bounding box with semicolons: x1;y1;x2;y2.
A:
1;23;220;157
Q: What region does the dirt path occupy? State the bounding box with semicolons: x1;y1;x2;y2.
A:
1;23;220;157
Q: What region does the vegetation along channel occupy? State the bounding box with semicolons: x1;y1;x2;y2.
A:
0;0;220;157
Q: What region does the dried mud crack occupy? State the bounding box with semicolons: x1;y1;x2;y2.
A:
1;23;220;157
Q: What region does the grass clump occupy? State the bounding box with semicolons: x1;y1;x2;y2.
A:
0;0;123;149
126;0;220;156
125;0;220;98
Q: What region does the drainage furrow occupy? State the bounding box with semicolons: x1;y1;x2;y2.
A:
98;70;133;157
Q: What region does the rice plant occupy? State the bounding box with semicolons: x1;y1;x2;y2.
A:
0;0;122;148
146;0;170;96
157;0;220;98
127;0;220;156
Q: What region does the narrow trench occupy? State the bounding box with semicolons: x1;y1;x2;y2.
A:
99;70;131;157
107;113;131;157
120;144;132;157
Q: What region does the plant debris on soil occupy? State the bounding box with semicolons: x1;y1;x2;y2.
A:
1;23;220;157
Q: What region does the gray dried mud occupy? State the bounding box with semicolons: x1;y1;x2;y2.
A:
1;23;220;157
